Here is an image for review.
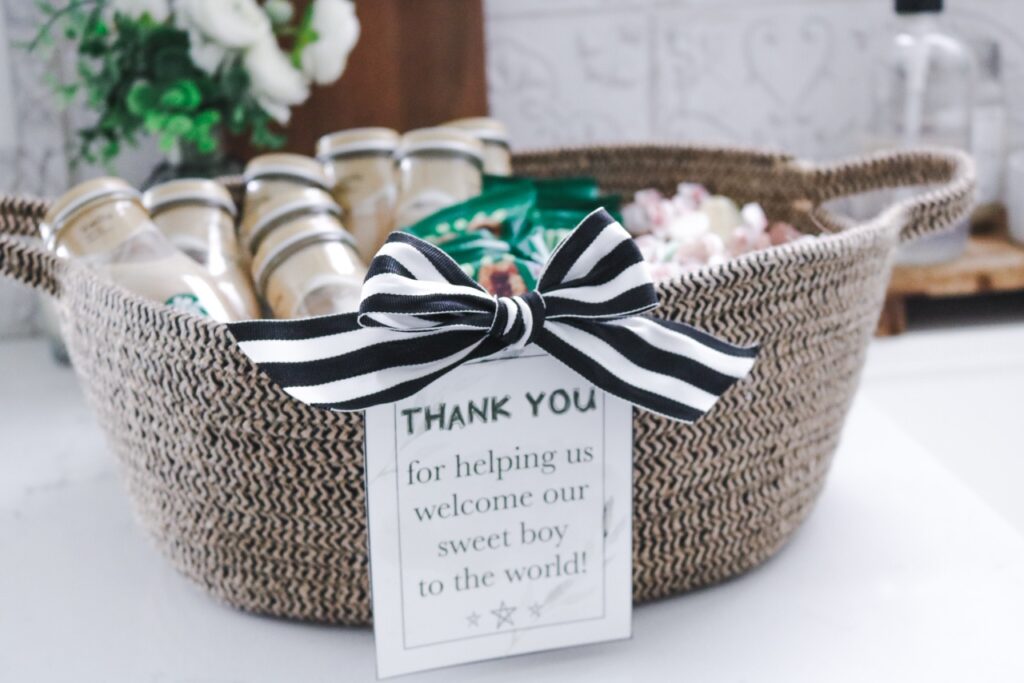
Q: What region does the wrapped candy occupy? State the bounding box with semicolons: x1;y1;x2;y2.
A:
623;183;808;281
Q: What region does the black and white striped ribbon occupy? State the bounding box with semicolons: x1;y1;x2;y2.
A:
228;209;758;422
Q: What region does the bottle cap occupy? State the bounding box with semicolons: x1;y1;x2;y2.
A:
247;188;357;295
444;117;510;149
317;127;400;161
243;153;331;190
242;187;345;255
395;127;485;167
896;0;942;13
141;178;237;218
40;177;142;250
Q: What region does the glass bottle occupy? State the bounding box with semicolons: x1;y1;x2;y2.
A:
241;153;333;228
142;179;260;320
970;40;1007;208
445;116;513;176
40;177;240;321
317;127;400;261
393;127;484;229
248;188;368;318
867;0;976;265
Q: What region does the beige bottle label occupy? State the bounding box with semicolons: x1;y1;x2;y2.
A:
60;202;141;256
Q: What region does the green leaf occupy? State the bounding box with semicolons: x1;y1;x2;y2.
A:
158;132;177;152
290;4;319;69
24;2;300;164
159;79;202;111
87;16;108;39
102;139;119;160
126;81;157;116
229;103;247;129
195;109;222;129
144;110;170;134
194;132;218;155
58;83;79;106
164;114;193;136
152;47;194;82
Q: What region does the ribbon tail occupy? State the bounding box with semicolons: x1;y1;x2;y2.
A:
535;317;758;423
227;314;498;411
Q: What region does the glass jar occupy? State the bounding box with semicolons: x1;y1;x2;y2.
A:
393;127;484;229
445;116;513;176
970;40;1007;208
317;127;400;261
249;188;367;318
242;153;333;226
142;179;260;320
40;177;240;322
867;0;976;265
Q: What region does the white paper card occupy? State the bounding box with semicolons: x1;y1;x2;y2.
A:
364;349;633;678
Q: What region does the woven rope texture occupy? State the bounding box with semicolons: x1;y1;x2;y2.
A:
0;145;974;623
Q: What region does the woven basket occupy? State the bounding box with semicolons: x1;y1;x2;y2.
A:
0;145;973;624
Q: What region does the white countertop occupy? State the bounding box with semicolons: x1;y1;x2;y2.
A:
2;338;1024;682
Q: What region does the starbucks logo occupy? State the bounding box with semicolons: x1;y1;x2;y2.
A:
165;293;209;318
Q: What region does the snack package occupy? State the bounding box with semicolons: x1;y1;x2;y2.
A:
404;176;622;295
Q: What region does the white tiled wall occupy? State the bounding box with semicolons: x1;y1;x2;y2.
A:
485;0;1024;157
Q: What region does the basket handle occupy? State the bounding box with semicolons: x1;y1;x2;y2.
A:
0;194;64;297
795;148;976;243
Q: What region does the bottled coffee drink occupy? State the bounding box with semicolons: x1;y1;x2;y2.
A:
317;127;400;261
41;177;240;321
445;117;513;176
248;188;367;318
393;127;484;229
242;153;333;225
142;179;260;320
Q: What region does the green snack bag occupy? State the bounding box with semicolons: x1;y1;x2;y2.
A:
404;174;620;295
482;175;536;195
534;194;622;219
484;175;602;203
405;184;536;248
534;177;602;201
514;199;621;265
474;254;540;296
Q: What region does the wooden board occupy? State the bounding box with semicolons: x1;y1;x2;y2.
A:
878;233;1024;336
229;0;488;159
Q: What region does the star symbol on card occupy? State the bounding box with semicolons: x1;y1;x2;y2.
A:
466;612;480;628
528;602;543;619
491;601;516;629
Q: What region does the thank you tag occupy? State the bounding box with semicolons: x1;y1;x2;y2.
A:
364;349;633;677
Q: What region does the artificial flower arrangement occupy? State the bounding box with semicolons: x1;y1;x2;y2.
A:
29;0;360;166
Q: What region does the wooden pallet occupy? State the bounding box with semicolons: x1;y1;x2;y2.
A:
877;230;1024;336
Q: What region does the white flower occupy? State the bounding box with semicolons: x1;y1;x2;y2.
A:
109;0;170;22
177;0;272;49
263;0;295;25
244;35;311;124
187;29;228;74
257;97;294;125
300;0;360;85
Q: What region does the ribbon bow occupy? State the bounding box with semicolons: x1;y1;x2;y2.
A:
228;209;757;422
